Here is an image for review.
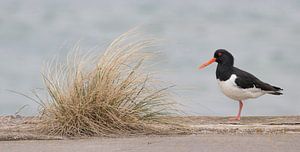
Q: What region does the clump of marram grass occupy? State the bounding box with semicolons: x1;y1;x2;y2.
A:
38;31;177;136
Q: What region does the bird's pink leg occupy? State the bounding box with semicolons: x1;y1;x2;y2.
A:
229;100;243;121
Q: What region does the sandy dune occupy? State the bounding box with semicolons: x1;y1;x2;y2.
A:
1;134;300;152
1;116;300;152
1;116;300;141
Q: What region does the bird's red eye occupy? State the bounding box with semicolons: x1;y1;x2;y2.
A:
218;53;222;56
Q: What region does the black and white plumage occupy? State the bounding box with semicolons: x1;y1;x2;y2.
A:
199;49;283;120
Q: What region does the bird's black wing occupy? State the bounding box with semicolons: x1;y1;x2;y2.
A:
233;67;283;95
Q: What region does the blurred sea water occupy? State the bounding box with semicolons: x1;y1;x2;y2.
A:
0;0;300;115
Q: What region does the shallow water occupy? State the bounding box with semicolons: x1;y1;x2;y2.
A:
0;0;299;115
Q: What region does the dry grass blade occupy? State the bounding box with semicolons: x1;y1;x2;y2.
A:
38;30;177;136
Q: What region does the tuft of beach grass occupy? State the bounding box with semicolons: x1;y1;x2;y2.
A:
36;30;177;137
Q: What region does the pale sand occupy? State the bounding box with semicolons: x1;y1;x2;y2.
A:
1;116;300;152
1;116;300;141
1;134;300;152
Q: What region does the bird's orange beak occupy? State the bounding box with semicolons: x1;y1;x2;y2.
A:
199;58;216;69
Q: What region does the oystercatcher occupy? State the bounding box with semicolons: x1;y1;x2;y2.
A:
199;49;283;120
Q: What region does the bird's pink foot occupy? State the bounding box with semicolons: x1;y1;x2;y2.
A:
228;101;243;121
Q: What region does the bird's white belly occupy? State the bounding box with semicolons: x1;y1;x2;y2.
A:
217;74;265;101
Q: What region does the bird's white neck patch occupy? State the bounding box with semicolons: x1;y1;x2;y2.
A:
218;74;237;83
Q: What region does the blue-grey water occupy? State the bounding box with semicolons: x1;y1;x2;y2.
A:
0;0;299;116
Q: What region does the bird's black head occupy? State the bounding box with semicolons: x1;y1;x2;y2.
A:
199;49;234;69
213;49;234;66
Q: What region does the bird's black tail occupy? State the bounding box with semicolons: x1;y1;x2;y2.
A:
268;86;283;95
